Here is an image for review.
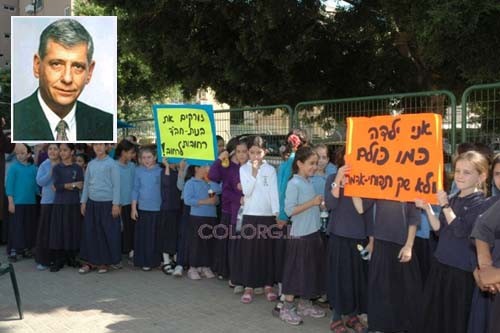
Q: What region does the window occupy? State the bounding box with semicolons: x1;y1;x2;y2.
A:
64;6;71;16
3;5;16;11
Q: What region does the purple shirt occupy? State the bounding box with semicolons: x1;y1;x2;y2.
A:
208;159;243;225
53;163;84;205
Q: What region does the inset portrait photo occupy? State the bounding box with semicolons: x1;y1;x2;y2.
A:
11;16;117;143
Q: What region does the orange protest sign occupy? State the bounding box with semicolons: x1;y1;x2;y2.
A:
344;113;443;204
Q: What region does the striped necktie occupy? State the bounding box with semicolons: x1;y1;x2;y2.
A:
55;120;69;141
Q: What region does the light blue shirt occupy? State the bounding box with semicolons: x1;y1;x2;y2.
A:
81;155;120;205
285;175;320;237
310;173;327;197
183;178;217;217
131;165;162;211
36;159;56;204
6;161;38;204
325;162;338;175
117;160;136;205
416;205;440;239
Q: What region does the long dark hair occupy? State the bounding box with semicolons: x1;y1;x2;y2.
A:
23;144;34;165
115;139;136;159
291;146;317;175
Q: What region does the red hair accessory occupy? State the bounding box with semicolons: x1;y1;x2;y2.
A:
287;134;302;149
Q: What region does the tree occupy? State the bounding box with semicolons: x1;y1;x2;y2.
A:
0;68;11;124
88;0;500;108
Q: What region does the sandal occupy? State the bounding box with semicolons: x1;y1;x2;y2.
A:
97;266;109;274
78;264;93;274
345;316;367;333
264;287;277;301
241;290;253;304
330;320;347;332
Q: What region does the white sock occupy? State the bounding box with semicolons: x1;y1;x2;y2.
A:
129;250;134;258
278;282;283;296
162;253;170;265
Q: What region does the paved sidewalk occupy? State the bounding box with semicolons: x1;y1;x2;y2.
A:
0;247;332;333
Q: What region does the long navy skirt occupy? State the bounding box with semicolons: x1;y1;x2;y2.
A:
176;205;190;267
211;212;230;278
327;234;368;316
8;204;38;251
157;209;180;256
35;204;53;266
282;231;326;299
273;224;288;284
232;215;276;288
489;294;500;333
49;204;81;250
368;239;423;333
80;200;121;266
468;287;493;333
423;259;474;333
188;215;216;268
134;210;161;268
121;204;134;253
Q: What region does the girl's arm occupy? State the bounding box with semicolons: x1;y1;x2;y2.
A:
269;168;280;216
176;160;187;191
36;161;52;187
240;164;257;197
398;224;416;263
415;200;441;231
476;239;493;268
324;174;339;210
131;200;138;220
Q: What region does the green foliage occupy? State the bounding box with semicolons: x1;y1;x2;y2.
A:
87;0;500;109
0;68;11;124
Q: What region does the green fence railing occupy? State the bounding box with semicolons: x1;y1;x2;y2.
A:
460;82;500;150
294;90;457;157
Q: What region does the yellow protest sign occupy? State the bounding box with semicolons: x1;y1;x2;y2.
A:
152;105;217;165
344;113;443;204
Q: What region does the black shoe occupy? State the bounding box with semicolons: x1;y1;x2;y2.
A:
8;254;17;263
50;265;61;272
22;250;33;258
271;302;283;317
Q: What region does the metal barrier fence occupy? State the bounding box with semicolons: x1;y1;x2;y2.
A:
461;82;500;153
294;90;457;158
119;118;157;145
213;104;293;166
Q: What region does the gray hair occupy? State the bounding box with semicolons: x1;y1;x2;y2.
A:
38;19;94;64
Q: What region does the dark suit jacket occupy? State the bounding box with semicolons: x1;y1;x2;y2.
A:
13;91;113;141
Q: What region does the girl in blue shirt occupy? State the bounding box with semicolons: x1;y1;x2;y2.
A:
79;143;121;274
183;164;218;280
131;146;162;271
115;139;136;262
280;146;326;325
6;144;38;262
35;143;59;270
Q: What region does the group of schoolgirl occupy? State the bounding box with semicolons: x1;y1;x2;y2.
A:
233;130;500;333
323;144;500;333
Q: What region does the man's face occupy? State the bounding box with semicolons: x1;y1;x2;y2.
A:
34;39;95;114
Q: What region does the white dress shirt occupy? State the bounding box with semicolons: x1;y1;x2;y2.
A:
239;160;279;216
38;90;76;141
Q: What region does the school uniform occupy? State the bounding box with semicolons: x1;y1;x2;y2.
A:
49;163;84;266
282;174;325;299
423;191;485;333
183;178;218;268
208;159;242;279
5;160;38;254
132;165;162;268
414;207;439;287
158;167;181;256
35;159;56;266
231;160;279;288
364;199;423;333
175;166;190;268
469;196;500;333
80;156;121;266
324;173;369;317
117;160;136;253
